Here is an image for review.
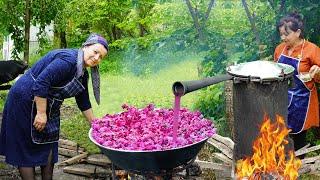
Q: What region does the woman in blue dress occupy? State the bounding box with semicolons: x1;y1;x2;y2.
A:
0;33;108;180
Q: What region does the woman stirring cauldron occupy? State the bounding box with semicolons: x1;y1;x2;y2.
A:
274;12;320;152
0;33;108;179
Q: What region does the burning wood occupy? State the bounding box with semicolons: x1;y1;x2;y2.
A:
198;131;320;179
236;115;301;179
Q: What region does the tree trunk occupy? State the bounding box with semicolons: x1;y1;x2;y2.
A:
241;0;261;46
116;26;122;40
112;25;117;40
185;0;204;41
60;31;67;48
138;23;145;37
24;0;31;64
139;23;148;37
53;28;60;48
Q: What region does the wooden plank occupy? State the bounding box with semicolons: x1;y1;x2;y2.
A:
63;166;94;177
213;152;232;165
301;155;320;165
63;165;115;178
295;144;320;156
299;165;311;174
207;138;233;159
85;155;111;166
310;159;320;172
296;143;310;152
59;144;84;152
195;160;231;171
59;139;77;147
211;134;234;150
57;152;88;166
58;147;79;157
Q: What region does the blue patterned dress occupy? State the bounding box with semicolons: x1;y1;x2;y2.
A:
0;49;91;167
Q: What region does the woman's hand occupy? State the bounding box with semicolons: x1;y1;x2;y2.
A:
33;112;47;132
309;65;320;79
33;96;47;131
82;108;95;125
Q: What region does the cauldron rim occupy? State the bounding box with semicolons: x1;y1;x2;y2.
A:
89;128;210;153
227;60;294;80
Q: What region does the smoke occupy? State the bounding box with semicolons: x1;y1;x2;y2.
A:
122;37;200;77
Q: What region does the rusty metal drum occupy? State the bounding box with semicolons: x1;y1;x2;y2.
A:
226;60;295;161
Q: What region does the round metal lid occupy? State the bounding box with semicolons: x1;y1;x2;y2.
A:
227;60;294;80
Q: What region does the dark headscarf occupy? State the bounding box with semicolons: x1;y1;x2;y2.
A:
82;33;109;105
82;33;109;51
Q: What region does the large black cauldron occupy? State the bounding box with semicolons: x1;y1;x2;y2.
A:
89;129;207;173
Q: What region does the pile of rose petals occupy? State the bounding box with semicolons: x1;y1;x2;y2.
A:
91;104;215;151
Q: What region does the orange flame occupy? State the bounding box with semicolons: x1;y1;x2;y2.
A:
236;115;301;180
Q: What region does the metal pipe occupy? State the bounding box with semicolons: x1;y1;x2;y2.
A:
172;74;233;96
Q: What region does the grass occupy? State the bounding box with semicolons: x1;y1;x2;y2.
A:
61;59;202;153
0;91;8;112
92;59;201;114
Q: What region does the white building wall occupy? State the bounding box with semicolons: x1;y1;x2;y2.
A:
2;36;14;60
2;23;54;60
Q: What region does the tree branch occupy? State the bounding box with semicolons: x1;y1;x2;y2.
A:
24;0;31;64
241;0;261;45
204;0;215;22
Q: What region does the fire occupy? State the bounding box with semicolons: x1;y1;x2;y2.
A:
236;115;301;180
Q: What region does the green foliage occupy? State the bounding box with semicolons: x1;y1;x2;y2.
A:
28;43;55;66
99;51;124;75
113;28;201;76
62;0;132;44
0;0;62;60
0;91;8;112
60;113;100;154
193;84;230;137
287;0;320;45
0;0;24;60
306;127;320;146
201;48;228;77
146;2;191;36
0;162;6;169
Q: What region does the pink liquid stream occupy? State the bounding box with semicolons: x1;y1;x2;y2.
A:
173;95;181;142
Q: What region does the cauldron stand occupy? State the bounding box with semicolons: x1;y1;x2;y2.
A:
110;157;197;180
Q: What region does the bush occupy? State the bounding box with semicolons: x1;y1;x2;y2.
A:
193;84;231;137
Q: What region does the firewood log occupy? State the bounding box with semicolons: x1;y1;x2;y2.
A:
84;154;112;166
211;134;234;149
57;152;88;166
213;152;233;165
59;139;78;146
295;144;320;156
207;138;233;159
301;155;320;165
195;160;231;171
58;147;81;157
